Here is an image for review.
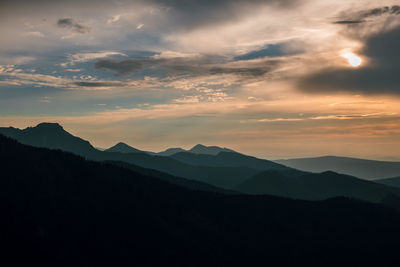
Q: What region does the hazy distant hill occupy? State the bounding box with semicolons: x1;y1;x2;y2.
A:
105;142;145;153
235;170;400;204
171;151;292;171
156;147;186;156
157;144;235;156
2;134;400;266
187;144;235;155
375;176;400;188
275;156;400;180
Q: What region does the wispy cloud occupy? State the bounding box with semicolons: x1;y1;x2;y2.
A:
107;15;121;24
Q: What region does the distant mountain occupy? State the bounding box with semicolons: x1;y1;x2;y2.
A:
156;147;186;156
275;156;400;180
188;144;235;155
171;151;296;172
2;134;400;266
105;142;144;153
156;144;235;156
375;176;400;188
235;170;400;204
101;152;260;189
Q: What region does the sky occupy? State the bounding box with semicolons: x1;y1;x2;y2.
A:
1;0;400;160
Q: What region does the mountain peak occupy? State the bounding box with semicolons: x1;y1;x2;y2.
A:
0;122;98;156
23;122;69;136
188;144;235;155
157;147;185;156
191;144;207;150
34;122;64;131
106;142;143;154
115;142;130;147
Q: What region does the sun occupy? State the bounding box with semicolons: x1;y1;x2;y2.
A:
342;52;362;67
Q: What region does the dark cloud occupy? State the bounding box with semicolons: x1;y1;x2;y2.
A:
360;6;400;18
333;20;365;25
95;57;211;76
95;59;150;76
72;81;119;87
298;26;400;94
57;18;90;34
333;5;400;25
95;55;279;78
209;66;275;77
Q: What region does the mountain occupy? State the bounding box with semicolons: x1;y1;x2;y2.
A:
235;170;400;204
275;156;400;180
188;144;235;155
156;147;186;156
105;142;144;153
170;151;297;173
0;122;98;156
2;134;400;266
156;144;235;156
375;176;400;188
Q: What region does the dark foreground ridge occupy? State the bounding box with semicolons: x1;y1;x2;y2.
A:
1;134;400;266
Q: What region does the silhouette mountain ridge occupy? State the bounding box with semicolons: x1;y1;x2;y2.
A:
105;142;144;153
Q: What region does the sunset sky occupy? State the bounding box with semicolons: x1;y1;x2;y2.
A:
1;0;400;160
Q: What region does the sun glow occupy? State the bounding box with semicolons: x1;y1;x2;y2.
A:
342;52;362;67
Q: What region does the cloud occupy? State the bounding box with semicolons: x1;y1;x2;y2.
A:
57;18;90;34
359;6;400;18
0;65;161;90
107;15;121;24
333;20;365;25
147;0;300;30
21;31;45;37
68;51;127;64
333;5;400;25
209;66;275;77
59;51;128;68
94;53;281;79
95;58;149;76
298;25;400;94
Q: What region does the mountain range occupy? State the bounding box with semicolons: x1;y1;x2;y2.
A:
105;141;235;156
2;122;400;206
2;133;400;266
0;123;293;189
105;142;144;153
